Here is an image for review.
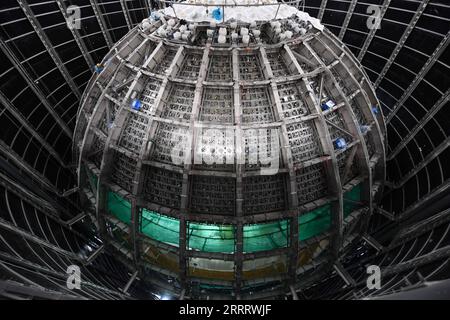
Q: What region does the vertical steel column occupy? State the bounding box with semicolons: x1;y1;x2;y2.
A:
77;61;127;188
144;45;188;288
338;0;357;40
131;41;166;270
95;40;152;244
180;42;211;293
320;31;386;197
90;0;115;48
318;0;328;22
120;0;134;30
260;46;300;283
232;47;244;298
286;43;343;260
309;37;376;228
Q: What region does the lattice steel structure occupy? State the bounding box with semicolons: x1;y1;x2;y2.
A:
0;0;448;302
74;2;386;299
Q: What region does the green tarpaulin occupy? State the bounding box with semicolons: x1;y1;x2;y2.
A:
344;184;362;216
243;220;288;253
141;209;179;246
107;192;131;224
103;180;362;253
188;223;235;252
299;204;331;241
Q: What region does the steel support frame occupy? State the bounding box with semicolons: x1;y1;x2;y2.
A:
389;137;449;189
398;179;450;220
55;0;96;68
294;41;343;259
0;279;80;300
0;251;128;299
357;0;391;61
0;170;92;245
391;208;450;249
143;0;151;15
129;41;167;274
75;29;146;166
374;0;429;88
338;0;357;40
74;19;388;298
311;34;383;229
333;261;356;287
93;40;153;242
96;49;148;243
0;92;68;169
387;88;449;161
381;245;450;279
89;0;115;49
318;0;328;22
0;217;82;261
362;234;383;252
16;0;82;99
0;141;59;193
0;171;56;217
180;43;211;294
87;38;181;292
120;0;134;31
386;30;450;123
0;38;72;138
232;47;244;297
136;44;187;288
260;45;300;285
